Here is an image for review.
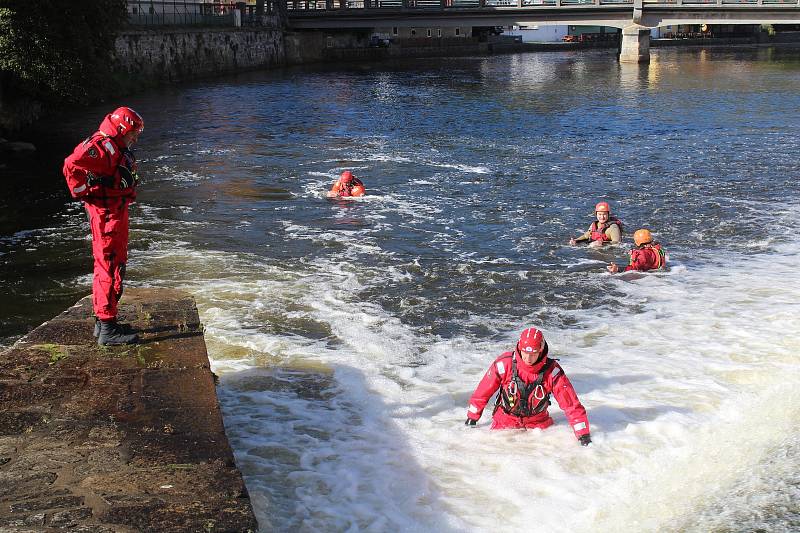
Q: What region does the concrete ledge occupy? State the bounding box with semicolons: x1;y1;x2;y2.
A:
0;288;258;532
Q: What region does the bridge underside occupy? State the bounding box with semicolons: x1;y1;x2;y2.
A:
288;6;800;63
289;7;800;28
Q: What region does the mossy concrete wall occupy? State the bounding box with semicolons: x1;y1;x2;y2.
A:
0;288;258;531
114;27;286;84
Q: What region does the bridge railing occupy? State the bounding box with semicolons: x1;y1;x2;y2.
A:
127;1;279;26
287;0;800;9
286;0;638;8
643;0;799;4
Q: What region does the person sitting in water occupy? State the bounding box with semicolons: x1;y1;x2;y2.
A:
327;170;365;198
569;201;622;247
464;327;592;446
607;229;667;273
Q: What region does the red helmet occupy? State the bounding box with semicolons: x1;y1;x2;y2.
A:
108;107;144;135
340;170;354;183
517;327;545;354
595;201;610;213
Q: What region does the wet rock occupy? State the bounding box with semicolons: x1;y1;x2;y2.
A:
10;495;84;513
23;512;45;526
48;507;93;527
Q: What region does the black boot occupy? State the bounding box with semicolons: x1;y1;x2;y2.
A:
97;319;139;346
94;318;134;338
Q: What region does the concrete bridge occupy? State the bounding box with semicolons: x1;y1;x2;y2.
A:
286;0;800;61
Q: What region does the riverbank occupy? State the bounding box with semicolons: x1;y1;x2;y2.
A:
0;288;258;531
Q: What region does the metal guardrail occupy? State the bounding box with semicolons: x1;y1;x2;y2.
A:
643;0;799;4
287;0;800;10
286;0;633;9
126;1;277;26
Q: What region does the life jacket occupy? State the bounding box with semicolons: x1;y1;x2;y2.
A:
651;243;666;269
349;181;365;197
494;354;554;418
343;178;364;197
590;217;623;242
631;243;666;270
331;177;364;197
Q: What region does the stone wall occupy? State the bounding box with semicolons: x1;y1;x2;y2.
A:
0;288;259;531
113;26;286;85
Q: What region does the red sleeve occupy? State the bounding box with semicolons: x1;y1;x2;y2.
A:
63;137;116;198
547;363;590;438
466;357;505;421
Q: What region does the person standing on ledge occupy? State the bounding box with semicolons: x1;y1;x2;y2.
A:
464;327;592;446
327;170;365;198
569;201;623;247
63;107;144;345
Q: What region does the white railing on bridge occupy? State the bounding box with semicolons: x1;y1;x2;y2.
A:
288;0;800;10
644;0;799;3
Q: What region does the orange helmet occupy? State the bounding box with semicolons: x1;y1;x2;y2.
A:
340;170;354;183
595;201;610;213
634;229;653;246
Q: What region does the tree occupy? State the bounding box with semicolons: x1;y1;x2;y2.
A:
0;0;127;105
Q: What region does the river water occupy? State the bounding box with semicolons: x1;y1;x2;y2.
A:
2;46;800;532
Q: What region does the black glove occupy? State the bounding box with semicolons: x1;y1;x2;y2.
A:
465;418;476;427
118;166;136;189
86;172;116;188
579;434;592;446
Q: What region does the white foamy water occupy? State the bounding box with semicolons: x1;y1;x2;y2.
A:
132;217;800;532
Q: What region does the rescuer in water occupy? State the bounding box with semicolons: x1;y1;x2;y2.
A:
63;107;143;346
569;201;623;247
607;228;667;273
328;170;365;198
464;327;592;446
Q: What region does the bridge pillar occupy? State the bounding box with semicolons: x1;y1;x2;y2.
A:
619;25;650;64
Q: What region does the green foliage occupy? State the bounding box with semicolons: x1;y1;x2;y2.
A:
33;343;67;365
0;0;127;105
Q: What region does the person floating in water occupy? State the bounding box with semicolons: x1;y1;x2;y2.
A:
464;327;592;446
569;201;622;247
327;170;365;198
607;229;667;273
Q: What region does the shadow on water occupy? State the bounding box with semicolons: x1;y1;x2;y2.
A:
217;362;457;533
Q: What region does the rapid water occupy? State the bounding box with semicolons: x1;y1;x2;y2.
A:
2;46;800;532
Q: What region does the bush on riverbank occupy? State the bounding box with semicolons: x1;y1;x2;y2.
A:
0;0;126;134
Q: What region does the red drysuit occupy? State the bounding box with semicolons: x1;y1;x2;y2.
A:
466;349;590;439
63;114;138;321
623;243;666;272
